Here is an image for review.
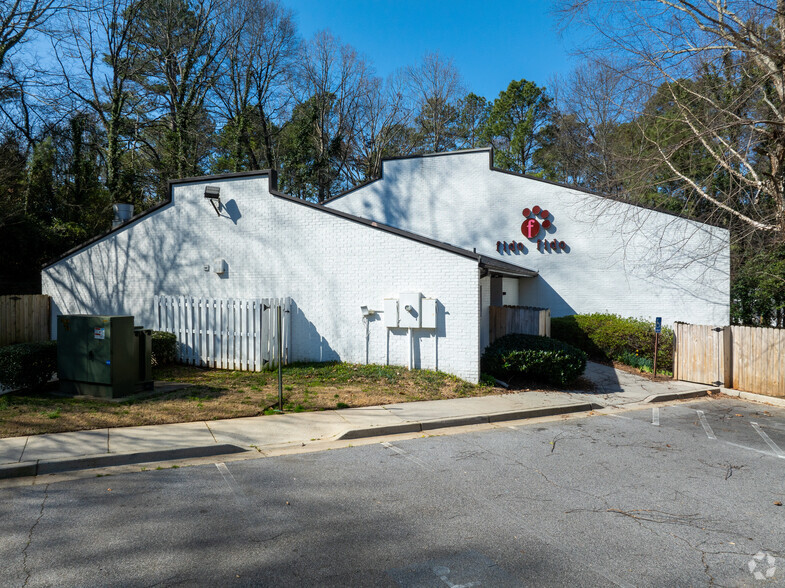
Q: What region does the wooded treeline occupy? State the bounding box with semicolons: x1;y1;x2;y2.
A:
0;0;783;326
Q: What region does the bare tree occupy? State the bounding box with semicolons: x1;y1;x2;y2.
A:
0;0;59;87
556;0;785;238
0;63;39;145
348;72;411;182
213;0;297;171
54;0;148;200
0;0;63;152
129;0;238;182
405;52;465;153
290;30;373;201
544;58;640;192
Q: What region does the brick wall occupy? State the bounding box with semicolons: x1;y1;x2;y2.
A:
42;175;482;382
327;150;731;327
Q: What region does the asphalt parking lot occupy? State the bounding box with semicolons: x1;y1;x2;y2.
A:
1;395;784;587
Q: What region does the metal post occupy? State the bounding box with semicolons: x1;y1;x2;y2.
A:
407;328;413;370
277;305;283;411
653;332;659;378
364;317;370;365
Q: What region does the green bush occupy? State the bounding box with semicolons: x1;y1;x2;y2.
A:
481;334;587;387
151;331;177;366
617;350;653;371
0;341;57;391
551;314;674;371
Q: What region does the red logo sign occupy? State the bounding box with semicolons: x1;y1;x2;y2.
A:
521;206;552;238
521;217;541;239
498;205;569;255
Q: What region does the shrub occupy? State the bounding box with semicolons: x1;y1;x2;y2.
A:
0;341;57;391
481;334;587;387
151;331;177;366
551;314;674;371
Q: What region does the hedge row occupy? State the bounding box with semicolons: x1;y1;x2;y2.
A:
481;333;587;387
151;331;177;366
0;341;58;391
551;314;673;371
0;331;177;392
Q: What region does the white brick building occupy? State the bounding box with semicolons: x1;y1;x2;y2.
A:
42;149;729;383
326;149;730;350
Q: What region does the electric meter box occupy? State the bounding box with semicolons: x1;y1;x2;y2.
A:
384;299;399;327
421;298;437;329
399;292;422;328
57;315;153;399
213;259;227;275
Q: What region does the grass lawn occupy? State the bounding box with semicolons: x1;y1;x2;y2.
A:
0;362;517;438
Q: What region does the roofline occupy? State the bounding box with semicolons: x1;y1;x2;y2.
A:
268;186;537;275
42;169;276;269
321;148;493;204
477;255;538;278
168;169;278;186
322;147;727;230
42;167;538;277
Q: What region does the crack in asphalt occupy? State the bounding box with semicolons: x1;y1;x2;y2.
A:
695;459;746;480
450;430;618;506
22;484;49;588
382;437;634;587
382;404;783;586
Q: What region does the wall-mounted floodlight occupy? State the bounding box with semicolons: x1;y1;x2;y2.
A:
361;305;377;317
204;185;221;216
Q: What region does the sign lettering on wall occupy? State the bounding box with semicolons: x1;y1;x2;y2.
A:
497;205;569;255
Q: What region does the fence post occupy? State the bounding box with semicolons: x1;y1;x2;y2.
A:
277;304;283;411
723;326;732;388
673;323;680;381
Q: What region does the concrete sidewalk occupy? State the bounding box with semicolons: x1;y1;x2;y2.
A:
0;362;714;479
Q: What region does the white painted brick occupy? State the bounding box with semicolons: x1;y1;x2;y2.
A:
328;150;730;327
42;176;482;382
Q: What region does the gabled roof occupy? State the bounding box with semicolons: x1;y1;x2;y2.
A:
43;168;538;278
322;147;727;230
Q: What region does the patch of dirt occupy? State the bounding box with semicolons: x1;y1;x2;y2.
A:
609;361;673;382
0;362;598;438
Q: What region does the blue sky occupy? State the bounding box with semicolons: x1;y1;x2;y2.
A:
287;0;578;101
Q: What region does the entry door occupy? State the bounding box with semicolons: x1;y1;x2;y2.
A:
490;276;503;307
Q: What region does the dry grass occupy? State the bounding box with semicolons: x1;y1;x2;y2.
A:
0;362;509;438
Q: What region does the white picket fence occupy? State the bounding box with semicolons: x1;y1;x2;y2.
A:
154;295;291;371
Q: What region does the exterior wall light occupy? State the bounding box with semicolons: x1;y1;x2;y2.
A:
204;186;221;215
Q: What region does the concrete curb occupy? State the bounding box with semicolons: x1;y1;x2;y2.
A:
337;402;600;440
0;444;247;480
718;387;785;408
643;389;715;403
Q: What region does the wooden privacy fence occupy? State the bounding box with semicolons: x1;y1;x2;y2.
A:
674;322;785;397
489;306;551;344
673;323;727;387
0;295;50;347
155;296;291;371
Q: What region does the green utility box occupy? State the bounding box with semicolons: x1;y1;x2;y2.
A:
57;315;153;399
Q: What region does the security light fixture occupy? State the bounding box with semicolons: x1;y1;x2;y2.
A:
204;185;221;215
361;305;376;317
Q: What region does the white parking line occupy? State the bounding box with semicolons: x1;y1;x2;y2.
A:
724;441;782;459
216;462;248;502
381;441;431;470
652;407;660;426
696;410;716;440
751;423;785;459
